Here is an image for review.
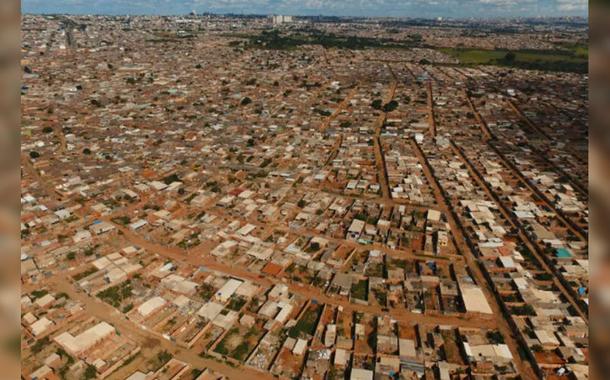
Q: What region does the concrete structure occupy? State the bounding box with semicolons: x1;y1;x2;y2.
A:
54;321;115;356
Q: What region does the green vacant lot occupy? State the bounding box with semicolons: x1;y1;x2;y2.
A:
97;280;133;308
247;29;422;50
351;279;369;301
288;305;321;339
439;47;587;73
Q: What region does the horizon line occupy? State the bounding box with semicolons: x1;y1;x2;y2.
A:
22;11;589;21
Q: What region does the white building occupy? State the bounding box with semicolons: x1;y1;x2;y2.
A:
137;296;166;317
272;15;293;25
54;321;115;356
215;278;243;302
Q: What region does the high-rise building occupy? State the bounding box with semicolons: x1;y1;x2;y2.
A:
272;15;293;25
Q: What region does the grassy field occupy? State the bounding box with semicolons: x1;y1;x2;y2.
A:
556;42;588;58
571;45;588;58
439;47;587;73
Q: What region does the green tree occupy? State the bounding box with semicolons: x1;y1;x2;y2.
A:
83;365;97;379
371;99;383;110
383;100;399;112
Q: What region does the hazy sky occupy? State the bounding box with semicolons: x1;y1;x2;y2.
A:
22;0;588;18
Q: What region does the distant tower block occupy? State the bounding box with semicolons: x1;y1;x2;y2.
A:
272;15;294;26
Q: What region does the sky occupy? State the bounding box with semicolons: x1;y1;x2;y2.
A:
21;0;588;18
